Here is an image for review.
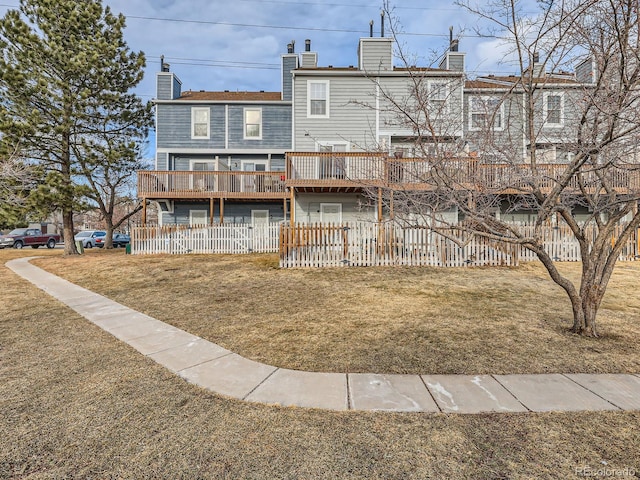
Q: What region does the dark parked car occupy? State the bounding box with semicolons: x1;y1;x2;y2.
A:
0;228;60;249
111;233;131;248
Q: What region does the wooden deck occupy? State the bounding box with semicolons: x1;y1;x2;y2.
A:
138;171;288;199
286;152;640;194
137;154;640;200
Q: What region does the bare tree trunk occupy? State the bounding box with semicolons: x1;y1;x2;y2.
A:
103;218;114;249
62;207;78;255
61;132;79;256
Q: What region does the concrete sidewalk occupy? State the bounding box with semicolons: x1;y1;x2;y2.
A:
7;257;640;414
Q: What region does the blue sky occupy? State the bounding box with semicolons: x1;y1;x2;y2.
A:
0;0;525;101
0;0;530;159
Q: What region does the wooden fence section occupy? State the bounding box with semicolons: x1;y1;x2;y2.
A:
279;223;518;268
279;222;640;268
131;223;280;255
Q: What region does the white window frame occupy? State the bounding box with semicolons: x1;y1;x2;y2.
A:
428;81;449;112
244;108;262;140
189;159;216;171
320;203;342;223
191;107;210;139
315;141;349;152
543;92;564;128
469;96;504;131
307;80;330;118
189;209;208;226
251;210;270;226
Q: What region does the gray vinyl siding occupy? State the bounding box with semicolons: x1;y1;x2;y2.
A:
447;53;465;72
282;55;298;101
359;38;393;73
227;105;291;149
531;88;580;146
378;76;464;138
156;103;290;152
300;52;317;68
463;91;527;161
157;74;172;100
294;76;379;151
294;193;377;224
156;104;226;149
161;201;285;225
575;58;595;84
294;74;463;151
156;152;169;170
173;76;182;98
156;72;181;100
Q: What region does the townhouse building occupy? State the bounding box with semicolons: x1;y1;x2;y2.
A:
139;57;294;226
140;31;628;227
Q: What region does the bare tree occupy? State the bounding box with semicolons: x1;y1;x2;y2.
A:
77;138;149;249
371;0;640;336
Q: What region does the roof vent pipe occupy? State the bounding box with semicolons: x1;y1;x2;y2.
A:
380;10;385;37
305;39;311;52
287;43;293;54
369;20;374;37
160;55;170;72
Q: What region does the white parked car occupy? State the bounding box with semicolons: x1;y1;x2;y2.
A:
74;230;106;248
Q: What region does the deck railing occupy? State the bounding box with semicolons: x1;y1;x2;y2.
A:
138;171;287;198
285;152;640;192
138;156;640;197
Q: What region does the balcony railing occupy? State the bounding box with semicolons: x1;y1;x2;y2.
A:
285;152;640;193
138;171;287;199
138;155;640;199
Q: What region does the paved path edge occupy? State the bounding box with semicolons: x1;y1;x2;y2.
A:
6;257;640;415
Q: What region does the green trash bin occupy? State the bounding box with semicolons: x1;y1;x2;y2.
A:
75;240;84;254
125;243;131;254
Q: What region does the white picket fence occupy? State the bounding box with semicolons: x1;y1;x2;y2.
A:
131;223;280;255
279;222;640;268
130;221;639;267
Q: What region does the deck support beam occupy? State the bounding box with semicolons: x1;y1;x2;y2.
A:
209;198;215;225
289;188;295;226
220;198;225;224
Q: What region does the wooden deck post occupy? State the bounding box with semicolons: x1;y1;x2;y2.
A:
289;188;295;226
283;197;288;223
142;199;147;225
209;198;215;225
377;187;383;221
220;198;225;224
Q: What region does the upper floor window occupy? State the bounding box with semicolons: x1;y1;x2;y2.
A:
428;81;449;114
244;108;262;139
308;80;330;118
544;92;564;127
469;96;503;131
429;81;447;102
191;107;210;139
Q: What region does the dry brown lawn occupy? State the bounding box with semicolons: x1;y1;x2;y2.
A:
1;248;639;478
26;248;640;375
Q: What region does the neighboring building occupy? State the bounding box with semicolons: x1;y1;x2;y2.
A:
462;54;598;222
139;53;294;226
